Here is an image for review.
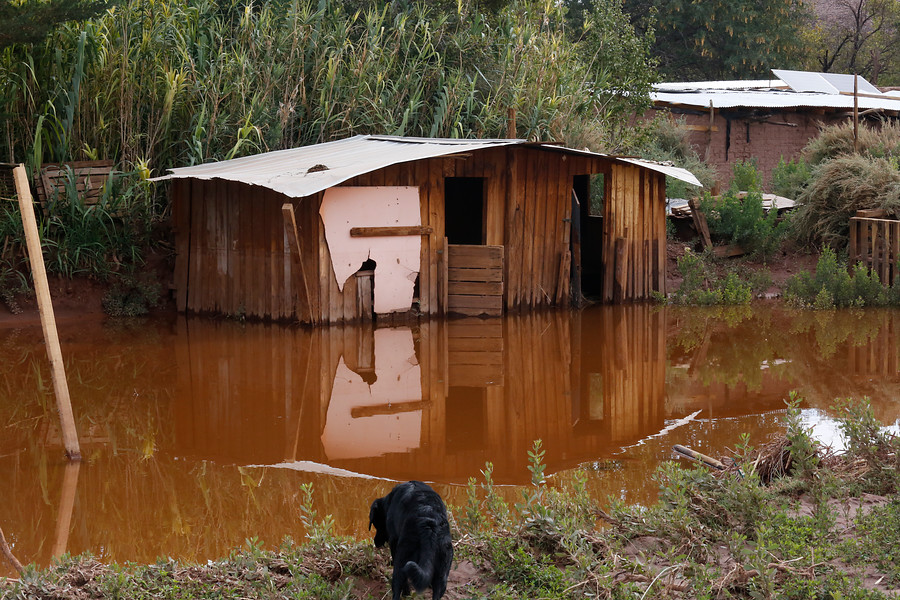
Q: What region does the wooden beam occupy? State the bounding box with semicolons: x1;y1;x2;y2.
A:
282;203;313;324
13;165;81;461
349;225;433;237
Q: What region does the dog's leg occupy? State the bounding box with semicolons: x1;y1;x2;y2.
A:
392;564;410;600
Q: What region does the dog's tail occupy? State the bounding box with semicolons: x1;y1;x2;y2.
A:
402;559;433;593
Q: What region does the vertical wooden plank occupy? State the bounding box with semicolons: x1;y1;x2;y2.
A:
172;179;191;312
523;149;538;307
849;218;859;265
505;147;522;310
616;166;628;301
416;160;431;315
657;174;667;295
890;221;900;285
187;180;203;313
602;167;616;303
546;152;563;305
429;159;443;316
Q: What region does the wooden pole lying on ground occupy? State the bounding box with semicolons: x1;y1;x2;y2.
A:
13;165;81;461
673;444;726;470
0;526;24;576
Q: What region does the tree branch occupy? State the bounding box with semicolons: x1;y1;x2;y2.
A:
0;527;24;576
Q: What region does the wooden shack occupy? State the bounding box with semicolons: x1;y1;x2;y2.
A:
161;135;699;323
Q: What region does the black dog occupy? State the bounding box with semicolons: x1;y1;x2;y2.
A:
369;481;453;600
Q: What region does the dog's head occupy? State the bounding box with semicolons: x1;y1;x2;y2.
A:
368;496;388;547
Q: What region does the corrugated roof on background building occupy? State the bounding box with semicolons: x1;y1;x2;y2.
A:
154;134;702;196
652;69;900;113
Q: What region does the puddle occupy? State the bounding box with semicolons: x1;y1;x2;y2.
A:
1;305;898;574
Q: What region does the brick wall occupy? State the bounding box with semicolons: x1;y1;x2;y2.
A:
654;108;847;191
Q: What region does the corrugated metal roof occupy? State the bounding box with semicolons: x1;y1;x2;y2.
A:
652;69;900;112
652;88;900;111
154;134;702;196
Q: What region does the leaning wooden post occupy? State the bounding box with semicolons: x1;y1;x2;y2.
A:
13;165;81;461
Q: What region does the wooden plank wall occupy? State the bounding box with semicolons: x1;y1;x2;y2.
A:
503;148;599;311
177;180;303;320
849;217;900;286
601;164;667;303
173;148;668;321
446;244;504;317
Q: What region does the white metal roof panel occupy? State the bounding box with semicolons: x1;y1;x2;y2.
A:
156;134;703;196
655;79;785;92
652;88;900;111
773;69;881;95
156;135;522;198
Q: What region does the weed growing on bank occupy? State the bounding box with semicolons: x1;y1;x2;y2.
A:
785;247;900;308
662;249;755;305
3;399;900;599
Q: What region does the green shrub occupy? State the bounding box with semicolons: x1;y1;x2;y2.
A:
700;188;790;261
785;247;899;308
730;158;762;192
771;156;811;199
666;250;753;305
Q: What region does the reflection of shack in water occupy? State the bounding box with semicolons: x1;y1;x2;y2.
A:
174;307;667;483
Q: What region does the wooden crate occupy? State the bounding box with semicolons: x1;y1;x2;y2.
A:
849;217;900;286
34;160;114;209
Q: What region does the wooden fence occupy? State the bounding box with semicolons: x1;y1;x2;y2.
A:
849;217;900;286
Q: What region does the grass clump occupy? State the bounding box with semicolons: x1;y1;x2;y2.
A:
785;247;900;308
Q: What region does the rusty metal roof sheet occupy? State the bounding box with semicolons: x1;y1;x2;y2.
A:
154;134;702;195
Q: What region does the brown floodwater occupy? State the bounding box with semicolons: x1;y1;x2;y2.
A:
1;305;898;576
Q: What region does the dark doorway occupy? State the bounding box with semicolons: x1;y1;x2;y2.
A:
444;177;485;245
578;172;606;297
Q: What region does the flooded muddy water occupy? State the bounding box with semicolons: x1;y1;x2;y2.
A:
1;305;898;575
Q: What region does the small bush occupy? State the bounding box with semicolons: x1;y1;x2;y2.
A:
700;188;790;261
771;156;811;199
666;250;753;305
730;158;762;192
784;247;900;308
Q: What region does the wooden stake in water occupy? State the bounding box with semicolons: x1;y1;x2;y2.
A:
13;165;81;461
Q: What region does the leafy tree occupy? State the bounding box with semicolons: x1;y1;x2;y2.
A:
0;0;112;48
802;0;900;85
618;0;812;81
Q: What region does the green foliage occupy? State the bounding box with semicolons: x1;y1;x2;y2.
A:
38;168;150;278
832;398;900;495
1;0;657;173
621;0;811;80
102;271;162;317
629;116;715;200
0;0;112;48
840;498;900;585
785;247;900;308
783;391;821;478
666;250;753;305
699;161;791;261
730;158;762;193
771;156;812;200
